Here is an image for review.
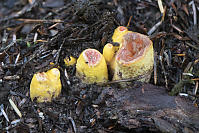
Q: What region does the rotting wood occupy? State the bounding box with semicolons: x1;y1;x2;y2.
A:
95;83;199;132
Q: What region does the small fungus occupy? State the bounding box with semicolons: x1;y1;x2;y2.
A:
112;26;132;45
76;49;108;84
64;56;77;66
103;43;115;65
30;68;61;103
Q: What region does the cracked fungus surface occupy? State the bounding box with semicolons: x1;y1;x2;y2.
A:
83;49;101;67
116;32;152;64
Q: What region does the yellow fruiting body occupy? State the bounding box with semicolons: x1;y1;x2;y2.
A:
112;32;154;82
103;43;115;64
64;56;77;66
30;68;61;103
102;43;118;76
76;49;108;84
112;26;132;45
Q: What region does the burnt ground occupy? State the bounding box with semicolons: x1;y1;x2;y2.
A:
0;0;199;133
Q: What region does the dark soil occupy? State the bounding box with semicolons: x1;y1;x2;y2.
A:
0;0;199;133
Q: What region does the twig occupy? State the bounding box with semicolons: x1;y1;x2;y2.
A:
20;44;48;70
171;24;184;33
0;104;9;122
164;51;171;66
179;93;189;97
1;62;24;69
185;42;199;50
3;75;20;80
9;99;22;118
68;117;77;133
64;69;71;85
15;53;20;65
148;6;166;35
16;19;64;23
0;1;40;23
184;62;193;73
99;70;152;86
0;41;15;53
48;23;60;30
148;21;162;35
154;52;158;85
127;16;132;27
159;55;168;88
2;30;8;43
43;3;72;19
183;73;193;77
13;33;16;43
11;119;21;125
9;91;27;98
194;81;198;95
33;32;38;43
157;0;164;14
189;1;197;25
192;78;199;81
159;39;168;88
54;39;64;64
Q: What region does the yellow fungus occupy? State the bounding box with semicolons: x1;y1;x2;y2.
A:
64;56;77;66
103;43;115;64
50;62;54;65
112;32;154;83
30;68;61;103
76;49;108;84
102;43;117;76
112;26;132;45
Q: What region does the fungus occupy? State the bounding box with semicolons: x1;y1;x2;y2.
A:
112;26;132;45
76;49;108;84
103;43;115;65
112;32;154;83
102;43;118;76
30;68;61;103
64;56;77;66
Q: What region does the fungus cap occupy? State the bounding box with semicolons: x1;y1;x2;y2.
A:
76;49;108;84
64;56;77;66
112;32;154;82
112;26;130;44
30;68;61;103
103;43;115;64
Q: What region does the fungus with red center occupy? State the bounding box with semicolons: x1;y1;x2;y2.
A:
119;26;127;31
112;32;154;83
76;49;108;84
30;68;62;103
112;26;130;44
116;32;148;64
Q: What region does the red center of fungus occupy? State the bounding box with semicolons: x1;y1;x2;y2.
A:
84;49;101;66
119;26;127;31
116;32;151;63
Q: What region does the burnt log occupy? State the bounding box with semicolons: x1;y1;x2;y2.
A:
95;83;199;133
